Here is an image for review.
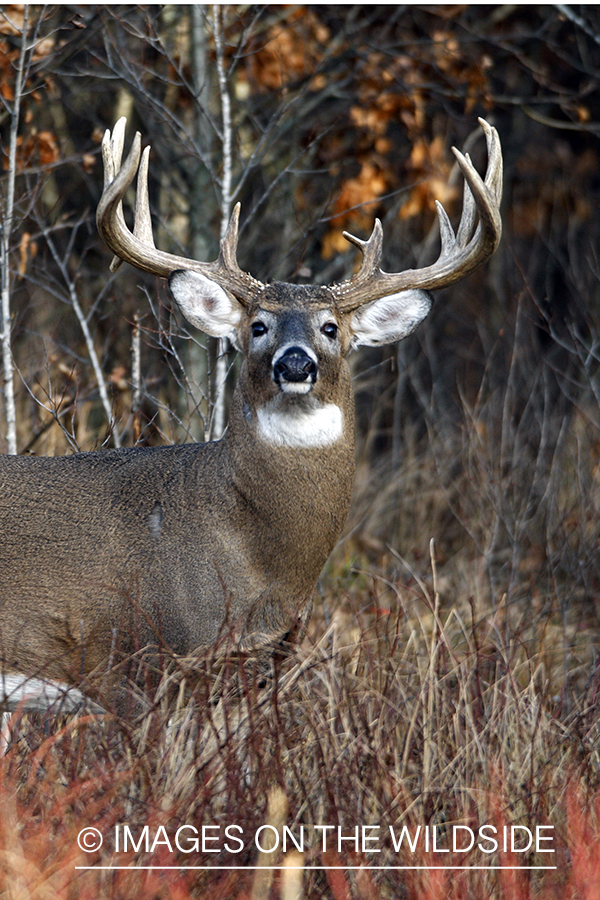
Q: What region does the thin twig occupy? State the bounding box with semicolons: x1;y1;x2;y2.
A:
42;226;121;448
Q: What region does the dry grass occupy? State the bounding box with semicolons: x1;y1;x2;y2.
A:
3;282;600;899
2;523;600;898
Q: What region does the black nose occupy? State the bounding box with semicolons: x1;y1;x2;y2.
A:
273;346;317;383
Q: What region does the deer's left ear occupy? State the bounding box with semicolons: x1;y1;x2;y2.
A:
350;289;432;348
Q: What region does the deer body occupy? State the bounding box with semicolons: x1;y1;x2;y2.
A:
0;407;354;679
0;119;502;708
0;290;356;684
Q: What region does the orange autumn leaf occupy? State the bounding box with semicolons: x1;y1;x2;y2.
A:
9;129;60;170
332;162;388;226
400;136;459;219
0;5;27;36
245;7;330;92
18;232;37;277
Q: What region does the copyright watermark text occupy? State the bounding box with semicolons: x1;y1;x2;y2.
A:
76;821;555;864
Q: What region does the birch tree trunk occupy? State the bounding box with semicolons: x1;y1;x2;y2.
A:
210;3;233;441
0;6;29;455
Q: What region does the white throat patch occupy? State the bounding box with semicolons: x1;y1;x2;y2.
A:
257;402;343;448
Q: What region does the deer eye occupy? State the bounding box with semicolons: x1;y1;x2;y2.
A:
321;322;338;340
251;320;268;338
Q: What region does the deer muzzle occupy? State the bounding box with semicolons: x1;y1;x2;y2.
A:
273;345;318;394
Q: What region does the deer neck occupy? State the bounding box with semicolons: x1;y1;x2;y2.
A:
228;357;355;454
223;365;356;540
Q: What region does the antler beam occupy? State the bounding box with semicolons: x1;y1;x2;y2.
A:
96;118;264;305
331;118;502;310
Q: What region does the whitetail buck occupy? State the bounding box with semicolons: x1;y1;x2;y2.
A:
0;118;501;711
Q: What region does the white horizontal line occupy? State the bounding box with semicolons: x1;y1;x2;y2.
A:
75;865;558;871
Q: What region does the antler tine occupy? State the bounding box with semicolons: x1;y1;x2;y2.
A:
453;154;477;249
480;115;503;205
331;118;502;311
450;117;502;252
133;145;155;248
97;119;264;304
341;219;384;287
435;200;461;259
220;202;241;270
101;116;126;189
215;202;265;300
99;118;139;273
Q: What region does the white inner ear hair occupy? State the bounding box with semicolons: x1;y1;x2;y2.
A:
257;403;343;448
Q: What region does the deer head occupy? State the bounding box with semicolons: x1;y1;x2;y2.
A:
97;116;502;378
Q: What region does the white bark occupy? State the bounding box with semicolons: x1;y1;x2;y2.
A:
211;4;233;441
0;6;29;454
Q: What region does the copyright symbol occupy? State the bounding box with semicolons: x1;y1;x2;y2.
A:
77;827;103;852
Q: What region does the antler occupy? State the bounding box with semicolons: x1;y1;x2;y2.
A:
98;117;501;313
96;118;264;305
331;118;502;311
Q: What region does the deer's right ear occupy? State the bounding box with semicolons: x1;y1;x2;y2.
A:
168;270;242;342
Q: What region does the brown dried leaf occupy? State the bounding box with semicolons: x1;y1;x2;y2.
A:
246;8;330;92
332;162;387;226
18;232;37;276
400;136;458;219
14;129;60;170
31;35;55;61
36;130;60;165
321;229;353;260
0;5;26;36
0;79;14;102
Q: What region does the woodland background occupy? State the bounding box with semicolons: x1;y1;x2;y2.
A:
2;5;600;899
